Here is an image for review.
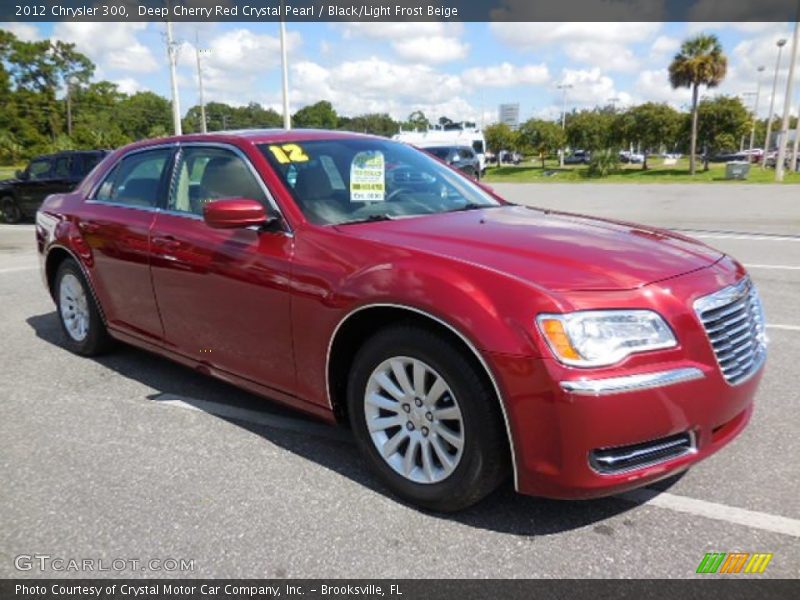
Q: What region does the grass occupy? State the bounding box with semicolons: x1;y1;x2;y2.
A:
0;165;23;180
483;157;800;184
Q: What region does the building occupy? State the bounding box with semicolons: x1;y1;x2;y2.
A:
498;103;520;130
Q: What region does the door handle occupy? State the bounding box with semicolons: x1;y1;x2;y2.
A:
152;236;182;251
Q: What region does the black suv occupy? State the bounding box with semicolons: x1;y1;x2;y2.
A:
422;145;481;179
1;150;108;223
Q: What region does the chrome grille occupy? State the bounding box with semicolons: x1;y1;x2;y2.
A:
694;277;767;385
590;432;694;474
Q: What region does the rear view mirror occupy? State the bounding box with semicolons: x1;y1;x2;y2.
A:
203;198;276;229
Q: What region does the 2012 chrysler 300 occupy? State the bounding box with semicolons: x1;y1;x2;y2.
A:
36;130;767;511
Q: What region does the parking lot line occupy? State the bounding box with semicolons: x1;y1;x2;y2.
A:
745;264;800;271
618;488;800;538
767;324;800;332
155;390;800;538
150;392;351;442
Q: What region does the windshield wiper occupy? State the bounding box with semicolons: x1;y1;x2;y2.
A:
448;202;495;213
338;214;396;225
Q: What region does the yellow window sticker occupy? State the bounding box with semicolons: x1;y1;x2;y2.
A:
268;144;309;164
350;151;385;202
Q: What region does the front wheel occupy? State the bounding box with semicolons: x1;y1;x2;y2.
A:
1;196;22;224
55;259;114;356
347;324;509;511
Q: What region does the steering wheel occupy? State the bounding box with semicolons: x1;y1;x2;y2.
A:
385;187;415;202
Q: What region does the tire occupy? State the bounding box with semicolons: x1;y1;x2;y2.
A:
54;259;114;356
347;324;509;512
1;196;22;224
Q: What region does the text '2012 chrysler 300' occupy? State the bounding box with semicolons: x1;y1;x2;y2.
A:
36;130;767;511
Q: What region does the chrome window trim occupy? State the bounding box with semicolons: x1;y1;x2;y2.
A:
560;367;705;396
86;142;178;203
326;303;520;491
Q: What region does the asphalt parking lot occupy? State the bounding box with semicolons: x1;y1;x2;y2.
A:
1;184;798;579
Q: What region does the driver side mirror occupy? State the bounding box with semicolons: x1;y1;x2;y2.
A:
15;170;27;180
203;198;277;229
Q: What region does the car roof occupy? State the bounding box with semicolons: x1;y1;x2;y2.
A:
121;128;382;152
33;150;109;159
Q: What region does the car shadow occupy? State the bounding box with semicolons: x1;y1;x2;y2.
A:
26;311;682;536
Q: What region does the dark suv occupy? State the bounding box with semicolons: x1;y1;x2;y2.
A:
1;150;108;223
421;145;481;179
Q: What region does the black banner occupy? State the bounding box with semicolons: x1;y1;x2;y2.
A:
3;0;800;23
2;580;800;600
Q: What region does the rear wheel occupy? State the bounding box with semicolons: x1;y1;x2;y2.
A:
347;324;509;511
55;259;113;356
1;196;22;224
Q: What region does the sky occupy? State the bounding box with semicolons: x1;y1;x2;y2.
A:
2;20;798;125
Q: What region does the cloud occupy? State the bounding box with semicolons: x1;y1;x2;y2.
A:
286;57;479;121
53;22;158;74
1;22;41;41
556;68;633;107
490;22;661;50
114;77;144;95
634;69;692;107
462;62;550;88
650;35;680;58
341;22;469;64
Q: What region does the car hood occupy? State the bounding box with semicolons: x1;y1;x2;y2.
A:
337;205;723;292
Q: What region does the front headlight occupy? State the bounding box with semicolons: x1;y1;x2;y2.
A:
536;310;677;367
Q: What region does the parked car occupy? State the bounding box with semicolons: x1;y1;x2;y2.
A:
563;150;590;164
37;130;766;511
422;145;481;179
619;150;645;164
1;150;108;223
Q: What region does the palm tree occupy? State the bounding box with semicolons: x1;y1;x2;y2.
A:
668;34;727;175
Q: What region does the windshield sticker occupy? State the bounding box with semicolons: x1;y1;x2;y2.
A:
350;151;385;202
268;144;309;164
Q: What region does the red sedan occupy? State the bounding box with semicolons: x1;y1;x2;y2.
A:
36;130;767;511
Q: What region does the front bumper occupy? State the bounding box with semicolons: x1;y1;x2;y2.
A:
490;350;762;499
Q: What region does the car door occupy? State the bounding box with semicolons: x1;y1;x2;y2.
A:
148;143;296;393
78;146;174;341
16;157;54;215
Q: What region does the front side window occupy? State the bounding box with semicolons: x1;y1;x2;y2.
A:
260;139;499;226
472;140;485;154
168;146;267;216
27;159;52;181
94;148;171;208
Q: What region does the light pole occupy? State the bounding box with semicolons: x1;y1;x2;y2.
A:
776;19;799;181
279;0;291;130
763;38;787;168
558;83;573;168
194;32;210;133
748;66;765;161
165;21;182;136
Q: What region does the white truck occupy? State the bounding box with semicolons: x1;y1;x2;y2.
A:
392;124;487;175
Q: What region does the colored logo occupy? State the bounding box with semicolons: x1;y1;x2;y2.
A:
696;552;773;574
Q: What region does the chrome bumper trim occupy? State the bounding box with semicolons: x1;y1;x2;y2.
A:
560;367;705;396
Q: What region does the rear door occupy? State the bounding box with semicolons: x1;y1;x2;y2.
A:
148;143;296;393
78;146;174;341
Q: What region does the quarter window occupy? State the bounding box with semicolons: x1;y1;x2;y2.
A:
168;146;267;215
95;148;171;208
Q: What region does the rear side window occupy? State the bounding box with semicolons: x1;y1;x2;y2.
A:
472;140;484;154
53;156;71;178
168;146;267;216
95;149;171;208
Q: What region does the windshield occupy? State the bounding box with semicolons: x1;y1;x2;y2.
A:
259;138;499;226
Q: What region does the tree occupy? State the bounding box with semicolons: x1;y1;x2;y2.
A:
338;113;398;137
621;103;682;169
404;110;430;130
695;95;750;169
292;100;338;129
565;109;615;152
518;119;565;168
669;33;727;175
484;122;517;155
